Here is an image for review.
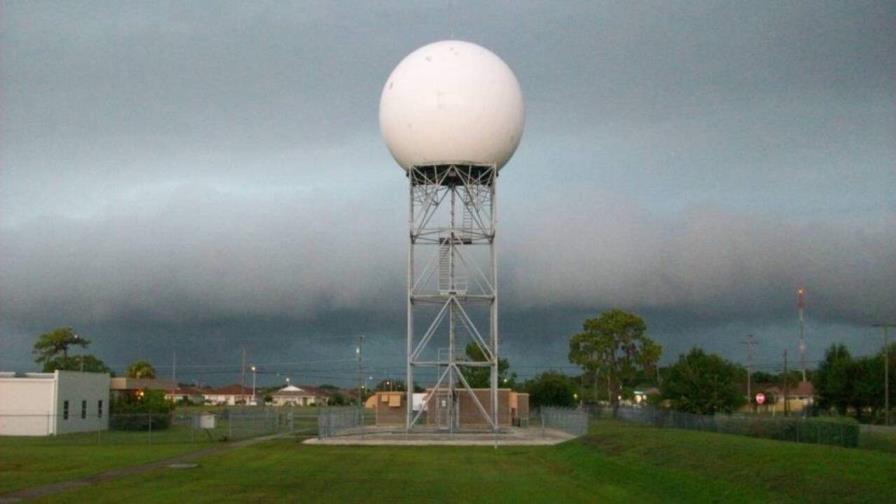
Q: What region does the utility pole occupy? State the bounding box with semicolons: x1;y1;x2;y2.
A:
251;365;257;405
240;346;246;390
798;288;807;382
743;335;755;408
356;335;365;425
172;350;177;384
783;349;789;416
873;323;894;426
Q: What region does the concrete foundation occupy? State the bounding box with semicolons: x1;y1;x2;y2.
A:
305;426;573;446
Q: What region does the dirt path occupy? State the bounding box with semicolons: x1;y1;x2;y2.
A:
0;433;291;503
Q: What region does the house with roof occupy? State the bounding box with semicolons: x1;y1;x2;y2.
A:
203;384;254;405
747;381;815;413
270;384;320;407
164;385;206;405
109;377;176;400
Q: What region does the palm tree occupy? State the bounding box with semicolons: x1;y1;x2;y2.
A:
126;360;157;379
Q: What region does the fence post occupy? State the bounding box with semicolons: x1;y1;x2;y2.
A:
148;413;152;445
228;411;233;440
541;409;546;439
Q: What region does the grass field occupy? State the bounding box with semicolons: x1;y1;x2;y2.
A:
0;440;203;494
859;428;896;454
7;420;892;503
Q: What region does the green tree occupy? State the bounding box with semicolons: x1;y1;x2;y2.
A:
460;342;517;389
126;360;157;379
814;343;854;415
525;371;576;408
42;355;111;374
110;389;174;431
752;371;777;384
33;327;89;366
328;392;349;406
568;309;661;408
661;348;746;415
851;356;882;421
33;327;110;373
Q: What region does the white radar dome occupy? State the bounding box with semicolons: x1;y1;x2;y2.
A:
379;40;525;171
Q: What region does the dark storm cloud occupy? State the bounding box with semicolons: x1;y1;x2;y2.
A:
1;1;894;372
0;179;407;325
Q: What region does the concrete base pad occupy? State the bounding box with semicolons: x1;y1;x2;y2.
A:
304;427;574;446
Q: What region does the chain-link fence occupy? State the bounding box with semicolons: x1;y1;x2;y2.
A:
588;405;859;448
317;406;371;439
0;407;319;445
538;406;589;437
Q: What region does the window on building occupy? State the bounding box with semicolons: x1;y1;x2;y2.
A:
81;400;87;419
63;400;69;420
98;400;104;418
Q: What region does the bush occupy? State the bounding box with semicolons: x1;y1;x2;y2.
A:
110;389;175;431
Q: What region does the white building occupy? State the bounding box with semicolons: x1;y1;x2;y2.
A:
270;385;319;406
203;384;254;405
0;370;110;436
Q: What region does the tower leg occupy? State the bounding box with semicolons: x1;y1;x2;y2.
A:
406;164;499;432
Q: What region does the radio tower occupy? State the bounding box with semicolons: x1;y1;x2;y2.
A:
379;40;524;433
797;288;806;382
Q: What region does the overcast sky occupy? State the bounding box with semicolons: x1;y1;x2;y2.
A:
1;1;894;385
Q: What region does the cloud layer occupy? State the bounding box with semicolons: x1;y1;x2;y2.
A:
1;2;894;374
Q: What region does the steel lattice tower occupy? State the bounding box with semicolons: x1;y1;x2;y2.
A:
405;164;499;432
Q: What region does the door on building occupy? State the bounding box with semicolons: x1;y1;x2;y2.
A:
436;391;451;430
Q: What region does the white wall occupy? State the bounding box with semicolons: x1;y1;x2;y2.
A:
55;371;110;435
0;373;56;436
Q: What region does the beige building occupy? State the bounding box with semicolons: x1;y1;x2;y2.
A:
372;389;529;429
110;377;176;400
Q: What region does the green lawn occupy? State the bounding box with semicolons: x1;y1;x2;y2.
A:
0;440;203;494
21;420;896;503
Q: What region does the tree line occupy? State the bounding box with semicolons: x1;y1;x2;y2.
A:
30;318;895;423
517;310;893;423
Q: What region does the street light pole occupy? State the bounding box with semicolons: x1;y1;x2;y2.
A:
743;335;755;409
73;333;84;372
251;365;257;405
873;323;893;426
783;350;789;417
357;335;364;425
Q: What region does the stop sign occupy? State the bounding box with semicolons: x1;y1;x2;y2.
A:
755;392;766;405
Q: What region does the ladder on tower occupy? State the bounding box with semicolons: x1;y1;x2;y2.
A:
438;237;467;295
438;241;450;293
461;203;473;241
